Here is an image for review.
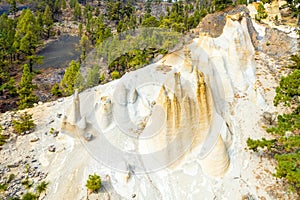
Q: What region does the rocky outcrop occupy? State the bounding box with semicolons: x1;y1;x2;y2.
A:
60;8;270;179
199;6;250;38
198;5;298;59
261;27;299;57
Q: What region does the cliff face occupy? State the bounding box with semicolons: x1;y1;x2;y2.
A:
60;10;259;179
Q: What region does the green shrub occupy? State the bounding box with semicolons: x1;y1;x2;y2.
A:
49;128;55;134
0;134;7;147
36;181;49;197
21;178;33;189
99;73;106;84
255;3;268;22
17;64;38;109
274;70;300;106
86;173;101;193
21;192;37;200
51;83;62;97
7;173;15;183
60;60;81;96
0;183;8;192
246;137;277;152
275;153;300;191
0;77;17;96
12;112;35;134
0;125;8;147
111;70;120;80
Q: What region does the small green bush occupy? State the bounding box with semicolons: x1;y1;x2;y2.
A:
86;173;101;193
7;173;15;183
255;3;268;22
21;178;33;189
99;73;106;84
49;128;55;134
36;181;49;197
0;183;8;192
51;83;62;97
12;112;35;134
0;125;8;147
21;192;37;200
111;70;120;80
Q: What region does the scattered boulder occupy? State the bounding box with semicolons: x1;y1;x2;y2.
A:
52;131;59;137
30;137;39;143
83;132;93;141
261;112;276;125
48;145;56;152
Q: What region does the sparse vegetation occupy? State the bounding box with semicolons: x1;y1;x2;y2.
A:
36;181;49;198
12;112;35;135
21;192;37;200
247;31;300;194
255;3;268;22
17;64;38;110
60;60;81;96
86;173;101;193
51;83;63;97
0;183;8;192
21;178;33;190
0;125;8;148
49;128;55;135
111;70;120;80
7;174;15;183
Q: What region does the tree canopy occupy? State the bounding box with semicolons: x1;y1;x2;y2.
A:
17;64;38;109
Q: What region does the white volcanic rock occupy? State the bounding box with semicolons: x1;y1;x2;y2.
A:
57;13;257;199
3;11;298;200
59;6;259;187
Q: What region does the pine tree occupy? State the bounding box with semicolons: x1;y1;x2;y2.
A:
85;65;100;88
43;5;53;39
12;112;35;134
78;23;83;37
70;0;78;8
36;11;44;38
74;2;82;21
80;34;90;62
51;83;62;97
13;9;40;72
9;0;18;16
17;64;38;109
60;60;81;95
0;13;16;63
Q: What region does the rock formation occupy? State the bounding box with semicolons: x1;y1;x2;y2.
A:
95;96;113;130
200;135;230;177
61;89;82;131
59;8;273;179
